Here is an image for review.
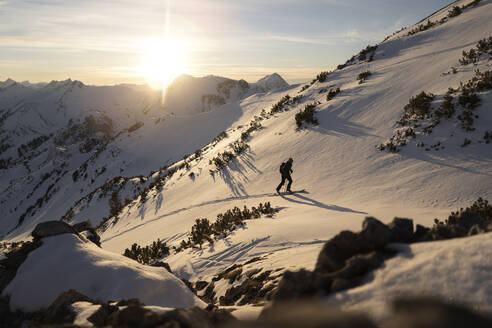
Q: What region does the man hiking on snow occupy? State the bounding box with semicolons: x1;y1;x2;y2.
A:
276;158;293;193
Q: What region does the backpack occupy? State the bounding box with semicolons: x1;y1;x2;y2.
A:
279;162;286;174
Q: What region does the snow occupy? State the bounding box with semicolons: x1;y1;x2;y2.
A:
72;302;100;327
1;0;492;317
252;73;289;92
96;0;492;304
330;232;492;323
2;234;205;312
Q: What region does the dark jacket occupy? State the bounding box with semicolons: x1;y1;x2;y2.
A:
282;161;293;176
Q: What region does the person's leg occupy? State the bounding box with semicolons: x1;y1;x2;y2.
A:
286;175;293;192
277;175;286;192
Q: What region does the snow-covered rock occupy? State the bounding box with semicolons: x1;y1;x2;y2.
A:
2;234;205;312
252;73;289;92
162;73;290;116
330;231;492;323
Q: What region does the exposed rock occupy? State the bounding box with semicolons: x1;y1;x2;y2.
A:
315;230;367;273
212;264;241;282
330;278;352;293
388;296;492;328
111;305;161;327
315;217;390;274
360;217;392;248
181;278;197;294
72;221;92;233
86;231;101;247
271;269;317;303
224;267;242;284
31;221;78;240
41;289;93;324
150;261;172;273
73;220;101;247
201;282;216;304
220;279;261;306
159;307;236;328
257;301;377;328
333;252;385;281
0;268;16;292
389;217;414;243
87;303;118;327
0;240;42;294
108;303;237;328
195;281;209;291
413;224;432;242
0;296;27;328
115;298;144;307
2;250;28;270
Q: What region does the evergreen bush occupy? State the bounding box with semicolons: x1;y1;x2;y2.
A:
295;103;318;128
123;238;170;265
316;71;330;83
447;6;462;18
326;88;341;101
357;71;372;84
177;203;277;251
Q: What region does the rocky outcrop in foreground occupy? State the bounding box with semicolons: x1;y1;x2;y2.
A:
270;206;492;303
1;201;491;327
1;290;491;327
0;220;101;295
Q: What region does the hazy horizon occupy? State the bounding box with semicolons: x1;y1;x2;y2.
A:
1;0;453;87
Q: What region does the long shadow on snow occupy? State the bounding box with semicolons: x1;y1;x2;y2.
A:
399;148;492;177
217;150;262;197
102;191;366;243
304;112;377;138
280;193;368;215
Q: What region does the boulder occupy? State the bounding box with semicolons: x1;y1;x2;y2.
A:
201;282;216;304
42;289;93;324
72;221;92;233
0;268;16;292
87;303;118;327
271;269;316;303
257;301;377;328
413;224;432;242
315;230;370;273
110;304;160;327
109;304;236;328
73;221;101;247
150;261;172;273
333;252;384;281
31;221;78;240
359;217;392;249
195;281;209;291
330;278;352;293
389;217;414;243
388;296;492;328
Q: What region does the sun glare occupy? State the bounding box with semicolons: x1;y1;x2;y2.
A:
139;37;188;90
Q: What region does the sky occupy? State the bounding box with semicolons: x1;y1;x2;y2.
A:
0;0;454;86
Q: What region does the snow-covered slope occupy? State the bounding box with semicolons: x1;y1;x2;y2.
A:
1;0;492;317
0;72;290;239
163;73;289;115
252;73;289;93
96;0;492;299
2;233;204;311
331;231;492;322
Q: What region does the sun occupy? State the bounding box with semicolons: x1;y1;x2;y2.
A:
138;37;188;90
